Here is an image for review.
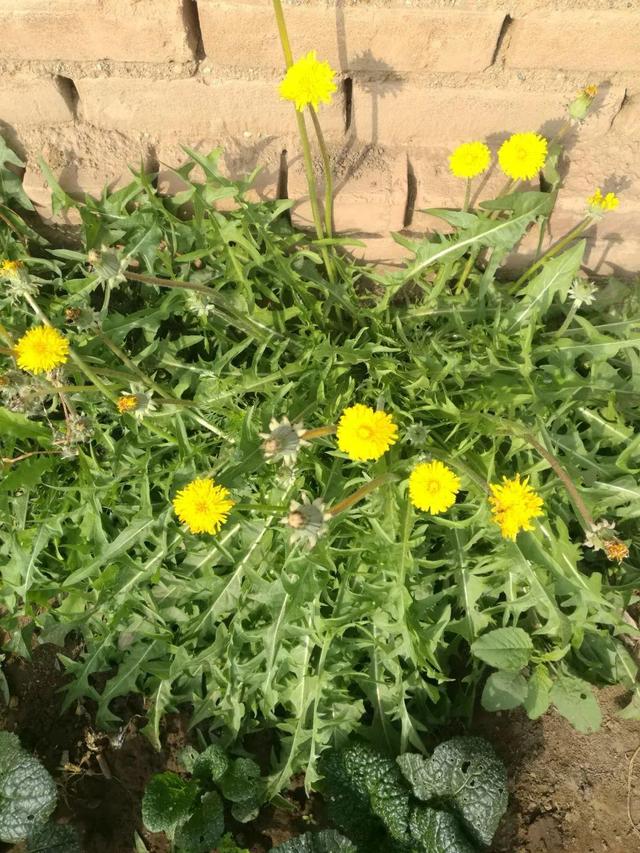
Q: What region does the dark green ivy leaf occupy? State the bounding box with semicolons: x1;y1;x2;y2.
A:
174;791;224;853
141;772;198;833
273;829;358;852
397;737;508;848
0;747;57;843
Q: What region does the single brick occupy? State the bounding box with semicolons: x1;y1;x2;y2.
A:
0;0;196;63
289;145;408;234
76;77;346;139
0;78;73;126
505;12;640;72
198;0;504;74
351;83;624;148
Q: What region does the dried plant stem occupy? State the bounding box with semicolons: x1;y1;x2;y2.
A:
2;449;62;466
523;431;594;530
329;474;396;516
301;425;337;440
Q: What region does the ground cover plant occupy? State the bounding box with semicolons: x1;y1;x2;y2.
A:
1;2;639;849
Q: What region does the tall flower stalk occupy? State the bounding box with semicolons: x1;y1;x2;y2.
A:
271;0;336;282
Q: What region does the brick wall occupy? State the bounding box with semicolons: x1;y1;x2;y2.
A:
1;0;639;274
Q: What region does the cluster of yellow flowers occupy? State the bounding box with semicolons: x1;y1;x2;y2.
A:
172;404;545;544
587;188;620;212
449;132;548;182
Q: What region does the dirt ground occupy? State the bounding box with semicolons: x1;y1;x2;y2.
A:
1;644;639;853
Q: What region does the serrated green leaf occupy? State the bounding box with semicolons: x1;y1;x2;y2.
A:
510;240;586;329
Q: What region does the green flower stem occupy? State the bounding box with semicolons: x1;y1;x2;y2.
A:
557;301;579;335
271;0;336;284
301;424;337;440
512;216;592;290
2;449;62;466
328;474;397;517
455;249;477;294
463;179;471;213
309;106;334;239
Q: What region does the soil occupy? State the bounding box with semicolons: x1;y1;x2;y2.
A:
1;644;639;853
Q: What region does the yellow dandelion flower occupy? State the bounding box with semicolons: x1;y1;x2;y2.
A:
117;394;139;414
498;132;547;181
279;50;337;112
448;141;491;180
336;404;398;462
587;188;619;212
172;477;235;535
489;474;544;541
583;84;598;99
14;326;70;374
409;460;461;515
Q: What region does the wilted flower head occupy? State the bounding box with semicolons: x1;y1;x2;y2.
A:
90;247;128;288
404;423;429;446
584;519;628;563
54;414;93;458
1;259;38;303
0;369;48;416
116;387;155;419
568;277;597;307
260;416;308;465
65;306;100;331
489;474;544;540
281;494;331;549
568;85;598;121
279;50;337;111
498;132;548;181
448;141;491;180
584;518;616;550
604;539;629;564
587;188;619;216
